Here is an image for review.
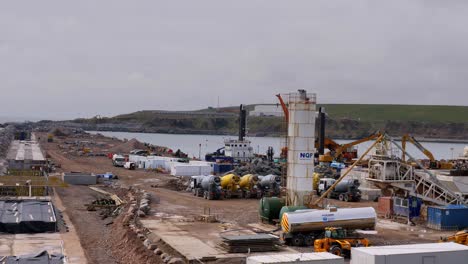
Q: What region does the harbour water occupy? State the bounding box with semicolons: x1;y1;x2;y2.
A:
88;131;466;160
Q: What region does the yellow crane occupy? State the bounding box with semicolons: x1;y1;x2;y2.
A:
401;134;453;169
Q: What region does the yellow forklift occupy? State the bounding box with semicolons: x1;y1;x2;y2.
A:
440;230;468;245
314;227;370;257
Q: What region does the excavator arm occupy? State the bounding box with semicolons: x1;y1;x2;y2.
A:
402;134;435;162
334;132;382;160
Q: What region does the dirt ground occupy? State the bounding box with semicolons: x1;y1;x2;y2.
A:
38;132;454;263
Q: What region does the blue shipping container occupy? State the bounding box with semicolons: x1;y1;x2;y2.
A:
427;205;468;230
213;164;233;174
393;196;422;218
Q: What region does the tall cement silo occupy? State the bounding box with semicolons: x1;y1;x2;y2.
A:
286;90;316;206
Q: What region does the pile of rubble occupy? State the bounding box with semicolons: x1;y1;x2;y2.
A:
121;189;184;264
314;164;339;179
234;158;282;176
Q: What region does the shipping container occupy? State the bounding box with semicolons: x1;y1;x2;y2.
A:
247;253;343;264
377;197;393;218
427;205;468;230
213;163;233;174
351;242;468;264
393;196;422;218
63;172;97;185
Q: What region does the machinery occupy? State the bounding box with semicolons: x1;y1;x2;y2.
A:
281;207;376;246
220;174;242;198
314;227;370;257
192;175;224;200
318;178;362;202
439;230;468;245
239;174;261;198
402;134;453;169
333;132;382;162
112;154;126;167
257;174;281;197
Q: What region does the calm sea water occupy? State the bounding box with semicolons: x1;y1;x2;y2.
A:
88;131;467;160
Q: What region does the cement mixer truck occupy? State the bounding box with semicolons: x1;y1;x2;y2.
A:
220;174;243;198
258;174;282;197
318;178;362;202
281;207;376;246
239;174;261;198
191;175;223;200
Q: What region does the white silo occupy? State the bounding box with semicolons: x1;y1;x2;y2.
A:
285;90;316;206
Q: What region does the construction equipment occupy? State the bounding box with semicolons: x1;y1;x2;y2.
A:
333;132;382;162
257;174;281;197
239;174;261;198
439;230;468;245
402;134;453;169
220;174;242;198
318;178;361;202
314;227;370;257
281;207;376;246
192;175;224;200
309;134;385;207
112;154;126;167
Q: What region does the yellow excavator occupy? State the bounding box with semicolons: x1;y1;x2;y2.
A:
439;230;468;245
314;227;370;257
401;134;453;170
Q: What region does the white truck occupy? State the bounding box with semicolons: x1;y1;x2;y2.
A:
112;154;126;167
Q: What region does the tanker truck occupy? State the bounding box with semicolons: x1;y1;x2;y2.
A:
258;174;281;197
318;178;361;202
220;174;243;198
191;175;223;200
239;174;261;198
281;207;376;246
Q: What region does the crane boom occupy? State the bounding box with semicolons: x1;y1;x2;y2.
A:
401;134;435;162
276;94;289;123
334;132;382;160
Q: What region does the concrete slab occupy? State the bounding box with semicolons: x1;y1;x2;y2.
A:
0;233;62;257
141;219;220;260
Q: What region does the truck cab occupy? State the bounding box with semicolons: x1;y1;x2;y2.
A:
318;178;336;195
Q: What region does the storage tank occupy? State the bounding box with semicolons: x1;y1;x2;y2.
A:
258;197;286;223
281;207;376;246
285;90;316;206
279;206;308;222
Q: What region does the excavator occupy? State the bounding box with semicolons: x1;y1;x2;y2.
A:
401;134;453;170
439;230;468;245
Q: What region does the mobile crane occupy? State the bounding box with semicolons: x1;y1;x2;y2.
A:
401;134;453;169
439;230;468;245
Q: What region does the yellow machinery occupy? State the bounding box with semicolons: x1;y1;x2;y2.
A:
440;230;468;245
220;174;242;198
239;174;261;198
314;227;370;257
333;132;382;162
47;134;54;142
402;134;453;169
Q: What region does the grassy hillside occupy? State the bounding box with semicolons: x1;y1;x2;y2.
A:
63;104;468;139
320;104;468;123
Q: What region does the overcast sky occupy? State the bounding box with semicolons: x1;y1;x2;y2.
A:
1;1;468;120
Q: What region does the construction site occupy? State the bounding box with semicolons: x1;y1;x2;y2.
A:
0;90;467;264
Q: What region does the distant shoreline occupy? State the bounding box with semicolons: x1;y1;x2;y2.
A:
87;130;468;145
